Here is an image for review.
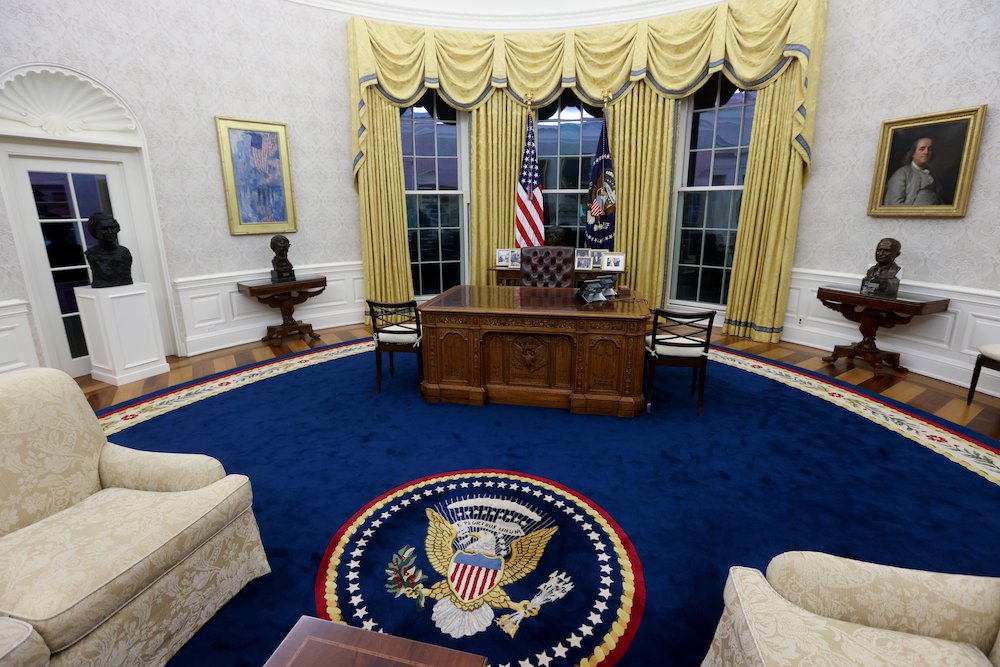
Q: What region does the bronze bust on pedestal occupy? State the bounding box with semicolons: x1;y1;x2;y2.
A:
860;237;901;298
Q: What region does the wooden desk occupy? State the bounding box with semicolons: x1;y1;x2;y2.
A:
237;275;327;346
264;616;487;667
419;285;650;417
816;285;950;376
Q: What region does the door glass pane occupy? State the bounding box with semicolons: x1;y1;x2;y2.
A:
29;172;76;219
71;174;111;219
52;268;90;314
43;222;85;268
63;315;88;358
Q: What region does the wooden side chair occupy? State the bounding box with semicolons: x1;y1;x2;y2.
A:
644;308;716;415
366;299;422;393
967;344;1000;405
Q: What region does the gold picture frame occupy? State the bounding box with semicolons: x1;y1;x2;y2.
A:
215;116;297;235
867;105;986;218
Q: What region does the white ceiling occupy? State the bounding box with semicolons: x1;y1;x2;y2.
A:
286;0;719;30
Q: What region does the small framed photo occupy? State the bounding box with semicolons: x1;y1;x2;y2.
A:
590;249;604;268
575;254;593;270
215;116;296;235
509;248;521;269
495;248;511;267
867;105;986;218
601;252;625;272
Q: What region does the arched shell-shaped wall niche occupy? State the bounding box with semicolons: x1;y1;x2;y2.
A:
0;65;138;140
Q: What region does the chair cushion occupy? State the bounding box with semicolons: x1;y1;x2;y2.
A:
982;344;1000;362
375;323;420;345
0;617;48;667
645;334;707;358
0;474;253;652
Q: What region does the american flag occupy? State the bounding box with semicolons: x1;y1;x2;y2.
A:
514;116;545;248
249;131;278;174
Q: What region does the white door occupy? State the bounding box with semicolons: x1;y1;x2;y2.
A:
7;149;168;376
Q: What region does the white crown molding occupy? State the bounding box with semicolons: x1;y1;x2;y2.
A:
285;0;719;30
0;64;141;143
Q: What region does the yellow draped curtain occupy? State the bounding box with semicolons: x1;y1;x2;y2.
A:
348;0;827;336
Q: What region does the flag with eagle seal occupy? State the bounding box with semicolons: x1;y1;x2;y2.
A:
586;117;616;250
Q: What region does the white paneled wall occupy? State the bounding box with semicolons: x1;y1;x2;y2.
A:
174;262;366;356
0;300;39;373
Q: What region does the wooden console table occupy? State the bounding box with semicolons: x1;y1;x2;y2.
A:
237;275;327;346
419;285;650;417
816;285;949;376
264;616;487;667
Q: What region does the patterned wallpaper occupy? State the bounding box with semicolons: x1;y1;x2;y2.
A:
0;0;997;308
797;0;1000;289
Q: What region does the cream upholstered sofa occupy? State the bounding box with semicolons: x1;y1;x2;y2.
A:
702;550;1000;666
0;367;271;666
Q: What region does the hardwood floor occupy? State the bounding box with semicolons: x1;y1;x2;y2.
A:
77;324;1000;441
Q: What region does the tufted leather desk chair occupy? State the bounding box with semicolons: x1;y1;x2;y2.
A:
519;246;575;288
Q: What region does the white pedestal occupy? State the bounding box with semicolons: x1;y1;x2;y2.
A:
74;282;170;386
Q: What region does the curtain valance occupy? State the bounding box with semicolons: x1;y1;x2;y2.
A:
348;0;826;180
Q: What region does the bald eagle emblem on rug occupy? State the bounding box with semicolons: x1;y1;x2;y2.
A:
316;470;644;667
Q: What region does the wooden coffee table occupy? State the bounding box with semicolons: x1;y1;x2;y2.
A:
263;616;488;667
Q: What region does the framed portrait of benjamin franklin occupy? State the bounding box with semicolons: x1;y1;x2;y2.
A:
216;116;297;235
867;105;986;218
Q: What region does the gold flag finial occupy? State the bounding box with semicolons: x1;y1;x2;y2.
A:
601;89;612;104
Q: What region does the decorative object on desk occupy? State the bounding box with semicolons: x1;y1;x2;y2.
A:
867;105;986;218
495;248;511;268
860;237;901;298
269;234;295;282
590;249;604;269
601;252;625;272
575;254;593;270
216;116;296;235
101;341;1000;666
84;212;133;288
596;274;618;298
317;470;642;666
509;247;521;269
576;278;606;303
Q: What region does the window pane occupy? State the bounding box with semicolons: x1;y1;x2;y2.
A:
411;264;421;294
559;121;581;155
737;148;750;185
741;106;755;145
542;193;556;226
30;172;76;219
705;191;732;229
43;222;85;268
408;230;418;256
688;151;711;187
400;121;414;156
730;191;743;228
418;196;439;227
403;157;415;190
412;104;431;120
724;89;747;107
715;108;741;148
721;270;732;305
420;263;441;294
406;195;419;228
440;195;460;227
419;229;440;261
71;174;111;219
679;229;704;264
441;229;460;261
539;158;556;188
63;315;88;358
703;232;726;267
711;150;737;186
676;266;699;301
537;123;558;156
557;194;579;227
414;122;435;155
699;268;723;303
436;122;457;156
415;158;436;189
582;120;602;151
680;192;706;228
438;158;458;190
559;157;580;189
724;230;738;267
442;262;461;290
691;110;715;150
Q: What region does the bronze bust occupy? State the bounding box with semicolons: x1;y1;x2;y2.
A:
84;213;133;288
270;234;296;282
861;237;901;297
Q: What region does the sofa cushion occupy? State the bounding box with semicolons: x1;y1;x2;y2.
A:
0;368;106;536
0;474;253;652
0;617;49;667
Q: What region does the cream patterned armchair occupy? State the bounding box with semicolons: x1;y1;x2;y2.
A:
702;550;1000;666
0;368;271;666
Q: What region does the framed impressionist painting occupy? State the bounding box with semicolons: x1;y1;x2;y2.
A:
215;117;297;234
867;105;986;218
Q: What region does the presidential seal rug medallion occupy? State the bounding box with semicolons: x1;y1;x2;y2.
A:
315;469;644;667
